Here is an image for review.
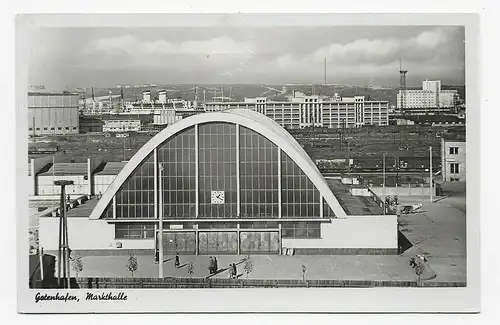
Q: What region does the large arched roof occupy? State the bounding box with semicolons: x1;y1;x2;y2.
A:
89;109;347;219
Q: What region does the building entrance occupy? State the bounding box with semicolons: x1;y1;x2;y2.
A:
240;231;280;254
159;231;197;255
157;230;281;255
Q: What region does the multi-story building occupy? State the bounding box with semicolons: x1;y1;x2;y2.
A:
158;90;167;104
102;115;143;133
204;95;389;129
441;133;466;182
397;80;459;110
28;92;80;135
143;90;151;103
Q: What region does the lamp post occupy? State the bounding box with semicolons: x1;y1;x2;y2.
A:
382;152;386;215
54;180;74;289
429;146;433;203
158;163;164;278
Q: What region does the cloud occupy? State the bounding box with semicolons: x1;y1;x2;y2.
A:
307;27;460;65
85;35;255;57
28;26;464;88
265;27;463;84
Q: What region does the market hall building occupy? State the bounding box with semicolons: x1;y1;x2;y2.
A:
39;109;397;255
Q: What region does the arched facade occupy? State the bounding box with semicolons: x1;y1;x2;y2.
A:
89;109;350;254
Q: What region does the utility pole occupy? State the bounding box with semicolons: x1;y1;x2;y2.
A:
324;57;327;86
383;152;386;195
158;163;164;278
429;146;433;203
55;180;74;289
395;157;399;195
32;116;36;142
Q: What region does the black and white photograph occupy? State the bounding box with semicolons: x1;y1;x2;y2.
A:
16;13;480;313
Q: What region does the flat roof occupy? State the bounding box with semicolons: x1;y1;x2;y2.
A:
442;132;466;142
66;198;100;218
29;200;60;210
94;162;127;175
28;92;79;96
38;163;88;176
102;115;143;121
326;179;384;215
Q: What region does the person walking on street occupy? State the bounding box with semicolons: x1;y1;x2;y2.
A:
214;257;218;273
228;264;233;279
175;253;180;268
232;263;237;279
208;256;214;274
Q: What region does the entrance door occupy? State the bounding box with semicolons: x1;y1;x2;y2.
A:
198;231;238;255
161;232;196;255
240;231;280;254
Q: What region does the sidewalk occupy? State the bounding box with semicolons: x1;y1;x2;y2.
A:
77;253;418;282
397;195;466;283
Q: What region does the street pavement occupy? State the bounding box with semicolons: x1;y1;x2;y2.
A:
77;253;418;282
397;194;466;283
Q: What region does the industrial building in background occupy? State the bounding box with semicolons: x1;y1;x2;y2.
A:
28;92;80;135
204;95;389;129
441;132;466;182
397;80;459;110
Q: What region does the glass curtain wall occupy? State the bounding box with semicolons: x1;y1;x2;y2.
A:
198;123;237;218
281;151;321;218
157;126;196;219
239;126;279;218
114;153;155;218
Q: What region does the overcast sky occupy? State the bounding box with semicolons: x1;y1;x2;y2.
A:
28;26;465;89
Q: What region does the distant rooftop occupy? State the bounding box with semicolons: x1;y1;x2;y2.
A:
94;162;127;175
442;132;466;142
38;163;87;176
102;115;144;121
28;92;79;96
326;178;384;215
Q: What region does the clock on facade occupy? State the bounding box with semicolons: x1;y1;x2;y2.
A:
211;191;225;204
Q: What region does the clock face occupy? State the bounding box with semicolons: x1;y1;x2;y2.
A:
211;191;225;204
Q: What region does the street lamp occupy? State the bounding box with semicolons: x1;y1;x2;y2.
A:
54;180;74;289
158;163;164;278
429;146;433;203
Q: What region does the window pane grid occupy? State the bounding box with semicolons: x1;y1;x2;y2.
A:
158;127;196;219
281;151;320;218
114;153;155;219
240;126;279;218
199;123;237;218
115;223;155;239
281;222;321;238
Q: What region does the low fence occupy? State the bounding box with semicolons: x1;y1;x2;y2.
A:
370;185;433;197
74;277;465;289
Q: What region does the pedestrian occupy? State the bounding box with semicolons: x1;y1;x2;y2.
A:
394;195;399;205
154;250;159;264
175;253;180;268
232;263;237;279
228;264;233;279
214;257;218;273
208;256;214;274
